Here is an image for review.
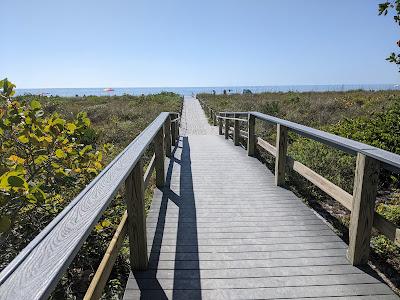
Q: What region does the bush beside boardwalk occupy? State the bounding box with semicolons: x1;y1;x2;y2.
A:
199;90;400;290
0;89;182;299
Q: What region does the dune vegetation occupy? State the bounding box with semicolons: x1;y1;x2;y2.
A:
0;79;182;299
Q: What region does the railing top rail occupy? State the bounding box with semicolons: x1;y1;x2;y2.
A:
216;110;400;173
0;112;173;299
249;111;400;172
219;112;248;116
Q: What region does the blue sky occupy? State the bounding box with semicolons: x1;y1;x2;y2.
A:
1;0;399;88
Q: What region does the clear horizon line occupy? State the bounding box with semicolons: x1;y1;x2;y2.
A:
15;82;400;89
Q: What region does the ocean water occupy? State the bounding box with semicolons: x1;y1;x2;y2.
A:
15;84;400;97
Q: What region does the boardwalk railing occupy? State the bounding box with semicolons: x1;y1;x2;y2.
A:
0;112;180;300
198;98;400;266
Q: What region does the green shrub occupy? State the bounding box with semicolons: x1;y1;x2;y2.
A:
371;235;399;258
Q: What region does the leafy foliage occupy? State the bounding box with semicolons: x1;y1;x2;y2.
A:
0;81;112;235
378;1;400;71
1;80;182;299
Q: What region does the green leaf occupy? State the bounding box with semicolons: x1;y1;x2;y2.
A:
0;216;11;233
55;149;66;159
18;135;29;143
30;100;41;110
79;145;92;156
7;176;26;188
32;187;46;202
101;219;111;227
66;123;77;133
34;155;48;165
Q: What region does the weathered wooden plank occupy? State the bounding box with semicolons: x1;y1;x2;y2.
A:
287;157;353;210
218;116;223;135
347;153;380;265
154;127;165;188
164;116;171;158
132;264;362;279
247;114;256;156
148;230;335;241
128;273;378;290
224;118;229;139
143;154;155;189
148;235;342;246
147;248;345;262
125;159;148;270
275;124;288;186
145;242;348;254
233;118;240;146
257;137;277;156
0;113;170;300
124;284;394;299
171;120;177;146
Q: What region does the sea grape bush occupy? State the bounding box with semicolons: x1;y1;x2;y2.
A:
0;78;112;233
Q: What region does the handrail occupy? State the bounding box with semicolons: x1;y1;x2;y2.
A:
251;112;400;173
0;112;179;299
210;106;400;266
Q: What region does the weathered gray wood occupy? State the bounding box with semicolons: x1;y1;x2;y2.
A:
233;118;240;146
287;157;353;210
174;118;179;141
218;117;223;135
164;116;171;157
171;121;176;146
213;112;217;125
143;154;155;189
257;136;276;156
154;127;165;188
123;99;396;300
125;159;148;271
224;118;229;139
247;113;256;156
125;284;394;299
347;153;380;265
275;124;288;186
0;113;171;300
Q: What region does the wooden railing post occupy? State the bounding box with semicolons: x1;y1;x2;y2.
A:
171;120;176;147
247;114;256;156
154;128;165;188
275;124;288;186
175;119;179;142
347;153;380;265
213;113;217;126
218;117;223;135
224;117;229;139
125;159;147;271
234;118;240;146
164;116;171;158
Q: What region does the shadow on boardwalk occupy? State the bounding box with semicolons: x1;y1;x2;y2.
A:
133;137;202;299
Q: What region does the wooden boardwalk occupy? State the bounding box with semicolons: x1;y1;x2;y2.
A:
123;97;398;299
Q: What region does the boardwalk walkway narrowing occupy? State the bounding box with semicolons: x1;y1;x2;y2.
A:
123;96;397;299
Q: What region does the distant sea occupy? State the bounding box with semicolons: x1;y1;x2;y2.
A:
15;84;400;97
